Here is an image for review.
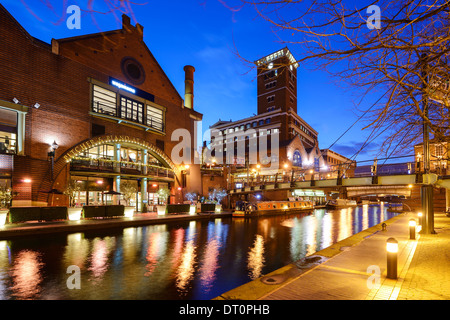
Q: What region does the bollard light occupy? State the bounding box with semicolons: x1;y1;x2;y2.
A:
386;237;398;279
418;212;423;226
409;219;416;240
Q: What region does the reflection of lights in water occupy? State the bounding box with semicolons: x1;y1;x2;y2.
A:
289;218;302;260
176;240;196;294
362;204;369;230
338;208;352;241
321;212;332;248
281;219;295;228
248;235;265;280
10;250;43;299
145;232;168;276
304;216;317;256
88;237;115;281
199;238;219;292
64;233;89;268
171;228;185;267
186;221;197;241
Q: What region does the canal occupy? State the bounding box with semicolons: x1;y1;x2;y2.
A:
0;204;397;300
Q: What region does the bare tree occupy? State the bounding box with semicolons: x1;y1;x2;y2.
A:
233;0;450;158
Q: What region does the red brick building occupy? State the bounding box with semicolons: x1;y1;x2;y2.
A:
0;5;202;210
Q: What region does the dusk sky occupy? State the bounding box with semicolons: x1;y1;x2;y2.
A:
1;0;408;164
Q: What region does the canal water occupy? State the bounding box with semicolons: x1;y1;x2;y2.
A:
0;204;397;300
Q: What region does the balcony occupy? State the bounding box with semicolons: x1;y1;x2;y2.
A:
70;157;174;179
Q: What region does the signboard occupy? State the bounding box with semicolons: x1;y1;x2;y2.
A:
293;189;325;197
109;77;155;102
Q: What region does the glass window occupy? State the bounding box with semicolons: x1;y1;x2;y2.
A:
92;85;117;116
121;96;143;123
293;150;302;167
0;108;17;154
0;132;16;154
146;104;164;131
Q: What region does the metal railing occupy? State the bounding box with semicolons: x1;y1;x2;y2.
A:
70;157;174;178
92;101;164;132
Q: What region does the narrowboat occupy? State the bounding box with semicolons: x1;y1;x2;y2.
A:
233;200;314;217
326;199;357;209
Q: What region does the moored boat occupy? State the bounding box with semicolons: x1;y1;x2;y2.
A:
233;200;314;217
326;199;357;209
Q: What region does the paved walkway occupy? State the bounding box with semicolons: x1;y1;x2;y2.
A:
217;211;450;300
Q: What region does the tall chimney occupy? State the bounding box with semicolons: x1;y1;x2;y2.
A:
183;65;195;109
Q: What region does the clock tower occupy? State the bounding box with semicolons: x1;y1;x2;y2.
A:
255;48;298;115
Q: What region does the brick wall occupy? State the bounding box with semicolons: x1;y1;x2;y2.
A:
0;5;202;205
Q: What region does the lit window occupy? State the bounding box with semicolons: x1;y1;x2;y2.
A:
146;104;164;131
92;85;117;116
121;96;143;124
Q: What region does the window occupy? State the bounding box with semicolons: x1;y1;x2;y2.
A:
265;118;271;124
156;139;165;151
436;144;444;157
258;120;264;126
92;85;117;116
293;150;302;167
120;96;143;123
265;81;277;89
267;95;275;103
146;104;164;131
92;83;165;132
0;108;18;154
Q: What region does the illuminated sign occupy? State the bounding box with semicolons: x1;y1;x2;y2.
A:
109;77;154;102
110;79;136;94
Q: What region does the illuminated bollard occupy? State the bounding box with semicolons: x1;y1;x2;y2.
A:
386;237;398;279
418;212;423;226
409;219;416;240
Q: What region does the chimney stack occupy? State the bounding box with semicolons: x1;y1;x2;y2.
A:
183;65;195;109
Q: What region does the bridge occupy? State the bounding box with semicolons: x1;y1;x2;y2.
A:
229;173;450;198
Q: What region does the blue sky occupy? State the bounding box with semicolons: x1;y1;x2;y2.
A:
1;0;401;164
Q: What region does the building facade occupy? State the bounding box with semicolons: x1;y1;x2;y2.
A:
205;48;351;204
0;5;202;210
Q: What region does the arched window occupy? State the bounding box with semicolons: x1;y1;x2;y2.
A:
293;150;302;167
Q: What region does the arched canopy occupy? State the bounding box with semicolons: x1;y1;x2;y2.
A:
61;134;178;173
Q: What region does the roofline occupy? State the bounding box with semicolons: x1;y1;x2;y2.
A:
254;47;299;68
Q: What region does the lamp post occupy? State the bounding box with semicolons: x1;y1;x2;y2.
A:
420;53;435;234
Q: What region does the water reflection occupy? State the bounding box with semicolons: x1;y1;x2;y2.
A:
0;205;397;300
88;237;115;282
176;240;196;295
10;250;43;299
248;235;265;280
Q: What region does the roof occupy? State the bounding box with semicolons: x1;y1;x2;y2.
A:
254;47;299;68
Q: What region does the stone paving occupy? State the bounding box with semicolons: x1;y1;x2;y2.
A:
218;211;450;300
